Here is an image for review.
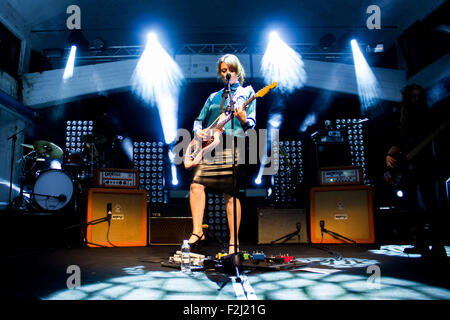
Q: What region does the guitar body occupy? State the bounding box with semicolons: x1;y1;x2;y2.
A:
183;82;278;170
384;117;450;190
384;157;407;190
184;129;222;170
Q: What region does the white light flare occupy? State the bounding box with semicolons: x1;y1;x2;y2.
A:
351;39;380;113
168;150;178;186
255;112;283;183
171;164;178;186
132;32;183;144
261;32;307;93
50;160;62;169
299;112;317;132
120;136;134;163
63;45;77;80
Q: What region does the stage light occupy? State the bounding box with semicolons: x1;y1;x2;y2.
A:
132;32;183;144
50;160;62;170
65;120;94;153
350;39;380;114
261;31;307;93
63;45;77;80
133;140;167;203
319;33;336;50
300;112;317;132
396;190;404;198
268;112;283;130
120;136;134;163
254;177;262;185
255;112;282;183
170;164;178;186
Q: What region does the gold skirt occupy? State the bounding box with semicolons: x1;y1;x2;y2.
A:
191;135;244;196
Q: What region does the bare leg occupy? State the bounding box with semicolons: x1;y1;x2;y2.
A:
224;193;241;254
189;183;206;243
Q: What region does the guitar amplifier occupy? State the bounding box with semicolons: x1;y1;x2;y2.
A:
257;208;308;244
94;168;139;188
310;185;375;244
86;188;147;247
319;166;363;186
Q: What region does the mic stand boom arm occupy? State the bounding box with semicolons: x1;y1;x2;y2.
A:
321;226;357;245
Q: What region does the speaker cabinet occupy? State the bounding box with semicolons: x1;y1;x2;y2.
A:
149;217;193;245
257;208;308;244
86;188;147;247
310;185;374;244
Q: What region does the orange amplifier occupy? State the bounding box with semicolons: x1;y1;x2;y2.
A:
94;168;139;189
318;166;363;186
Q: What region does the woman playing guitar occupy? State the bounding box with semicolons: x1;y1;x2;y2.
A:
186;54;256;255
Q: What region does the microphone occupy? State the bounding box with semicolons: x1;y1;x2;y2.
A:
107;203;112;223
222;73;232;97
225;73;231;88
320;220;325;237
57;194;67;202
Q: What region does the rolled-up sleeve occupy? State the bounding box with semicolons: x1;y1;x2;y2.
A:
242;86;256;130
193;94;213;133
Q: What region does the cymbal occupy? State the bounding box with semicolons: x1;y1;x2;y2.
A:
22;143;34;149
81;133;107;145
32;140;63;158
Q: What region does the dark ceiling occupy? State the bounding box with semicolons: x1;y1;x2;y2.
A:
8;0;445;55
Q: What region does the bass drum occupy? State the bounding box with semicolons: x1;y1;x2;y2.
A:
33;169;74;211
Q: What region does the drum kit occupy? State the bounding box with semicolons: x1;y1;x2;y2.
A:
12;134;107;213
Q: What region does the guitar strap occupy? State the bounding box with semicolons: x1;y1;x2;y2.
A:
220;90;228;113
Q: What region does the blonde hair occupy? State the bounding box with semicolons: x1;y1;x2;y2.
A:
217;54;245;85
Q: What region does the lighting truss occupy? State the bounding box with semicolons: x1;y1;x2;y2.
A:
271;139;304;203
52;42;359;66
133;141;167;204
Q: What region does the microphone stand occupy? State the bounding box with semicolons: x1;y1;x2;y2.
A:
7;125;31;210
270;223;302;245
320;221;356;245
65;205;112;247
225;78;242;278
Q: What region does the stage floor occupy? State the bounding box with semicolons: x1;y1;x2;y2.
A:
5;242;450;301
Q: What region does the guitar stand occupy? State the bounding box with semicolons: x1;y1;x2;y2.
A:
270;223;302;245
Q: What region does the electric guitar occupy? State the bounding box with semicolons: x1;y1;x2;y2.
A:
184;82;277;170
384;117;450;189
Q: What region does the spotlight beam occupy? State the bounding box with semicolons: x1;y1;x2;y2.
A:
63;45;77;80
132;33;183;144
261;32;307;93
351;39;380;114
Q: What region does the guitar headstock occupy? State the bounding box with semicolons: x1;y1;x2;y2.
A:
255;82;277;98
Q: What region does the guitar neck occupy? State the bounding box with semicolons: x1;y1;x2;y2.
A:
215;94;256;129
242;95;256;112
405;118;450;161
